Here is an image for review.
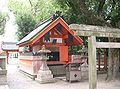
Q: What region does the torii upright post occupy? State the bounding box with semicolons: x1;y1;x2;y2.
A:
88;36;97;89
98;49;100;71
6;51;9;64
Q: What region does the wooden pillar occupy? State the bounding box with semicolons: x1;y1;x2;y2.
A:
88;36;97;89
98;49;100;70
6;51;9;64
104;49;107;70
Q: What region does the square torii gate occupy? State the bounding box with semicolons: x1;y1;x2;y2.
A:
69;24;120;89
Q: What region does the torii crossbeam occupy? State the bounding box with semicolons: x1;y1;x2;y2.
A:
69;24;120;89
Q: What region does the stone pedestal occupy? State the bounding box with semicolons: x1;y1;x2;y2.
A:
0;57;7;85
0;69;7;85
36;45;55;83
36;60;55;83
36;69;54;83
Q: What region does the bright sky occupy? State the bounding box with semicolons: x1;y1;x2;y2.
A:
0;0;7;12
3;10;18;42
0;0;18;42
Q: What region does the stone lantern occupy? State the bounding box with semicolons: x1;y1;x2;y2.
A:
36;45;55;83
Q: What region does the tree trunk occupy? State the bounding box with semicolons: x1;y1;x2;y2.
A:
113;49;120;79
107;48;113;81
107;37;120;81
107;48;120;81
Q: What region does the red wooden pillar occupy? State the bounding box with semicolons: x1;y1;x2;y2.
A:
60;46;68;62
98;49;100;70
6;51;9;64
104;49;107;70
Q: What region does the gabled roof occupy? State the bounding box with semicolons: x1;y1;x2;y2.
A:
2;42;18;51
18;16;83;47
18;18;53;44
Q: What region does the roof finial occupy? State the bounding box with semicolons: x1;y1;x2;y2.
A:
52;11;62;20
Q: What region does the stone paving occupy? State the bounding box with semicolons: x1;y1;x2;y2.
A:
1;64;120;89
7;64;89;89
0;85;9;89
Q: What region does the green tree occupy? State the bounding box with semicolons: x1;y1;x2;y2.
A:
110;1;120;28
0;12;6;35
16;13;36;40
8;0;59;40
56;0;120;28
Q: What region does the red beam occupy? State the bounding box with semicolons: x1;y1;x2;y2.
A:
50;35;62;38
98;49;100;70
104;49;107;70
43;42;64;46
19;41;32;47
6;50;19;52
54;28;63;36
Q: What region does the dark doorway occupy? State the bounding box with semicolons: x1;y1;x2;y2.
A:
47;52;59;61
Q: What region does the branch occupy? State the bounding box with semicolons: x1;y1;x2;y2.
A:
65;0;111;26
97;0;106;17
66;1;78;13
0;18;5;24
28;0;36;15
34;0;40;14
28;0;33;8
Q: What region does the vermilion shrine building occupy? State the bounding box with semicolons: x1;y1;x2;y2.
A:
1;42;19;64
18;15;83;76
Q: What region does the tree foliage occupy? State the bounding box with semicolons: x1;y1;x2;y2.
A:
16;13;36;40
110;1;120;28
0;12;6;35
56;0;120;28
8;0;59;40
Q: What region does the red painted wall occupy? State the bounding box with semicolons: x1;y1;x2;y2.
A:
59;46;68;62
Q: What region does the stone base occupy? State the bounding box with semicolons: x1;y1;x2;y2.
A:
0;70;7;85
36;69;56;84
81;65;88;80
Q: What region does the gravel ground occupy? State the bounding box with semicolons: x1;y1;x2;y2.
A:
6;64;120;89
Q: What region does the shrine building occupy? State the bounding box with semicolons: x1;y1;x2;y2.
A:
1;42;19;64
17;14;83;77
